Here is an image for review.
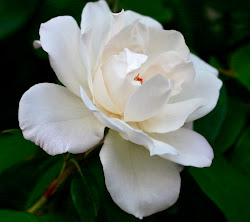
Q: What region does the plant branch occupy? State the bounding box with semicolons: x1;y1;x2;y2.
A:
113;0;119;13
26;140;104;214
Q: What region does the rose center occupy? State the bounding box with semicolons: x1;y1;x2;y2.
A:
134;74;143;84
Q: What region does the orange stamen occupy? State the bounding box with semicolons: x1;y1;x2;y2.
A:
134;74;143;84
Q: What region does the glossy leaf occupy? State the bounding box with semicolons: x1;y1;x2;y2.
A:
71;176;99;222
25;158;64;209
0;210;38;222
189;156;250;222
0;154;60;210
0;129;38;174
194;85;228;145
231;126;250;176
70;156;104;222
38;212;78;222
214;99;247;154
230;43;250;91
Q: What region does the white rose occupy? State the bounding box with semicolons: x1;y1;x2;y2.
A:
19;0;222;219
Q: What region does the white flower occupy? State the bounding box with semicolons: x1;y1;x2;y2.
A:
19;0;222;219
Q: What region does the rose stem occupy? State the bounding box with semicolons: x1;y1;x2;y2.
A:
26;139;104;214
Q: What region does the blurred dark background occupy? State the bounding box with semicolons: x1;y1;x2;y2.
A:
0;0;249;221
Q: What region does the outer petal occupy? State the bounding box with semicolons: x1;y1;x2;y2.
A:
139;98;204;133
19;83;105;155
124;10;163;29
170;68;222;122
190;53;218;76
80;87;178;156
80;1;124;88
80;0;111;74
150;127;214;167
124;74;174;122
81;0;111;34
100;130;181;219
39;16;89;97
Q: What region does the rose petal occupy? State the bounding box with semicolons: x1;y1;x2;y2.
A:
124;74;174;122
190;53;218;76
80;86;178;156
141;51;195;95
100;130;181;219
170;68;222;122
80;1;124;87
139;98;204;133
150;127;214;167
93;68;121;114
80;0;111;72
146;29;190;62
19;83;105;155
81;0;111;34
39;16;89;97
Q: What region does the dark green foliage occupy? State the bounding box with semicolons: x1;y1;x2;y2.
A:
231;126;250;176
229;44;250;91
0;130;38;174
194;85;228;145
0;210;38;222
0;0;249;221
25;159;64;210
214;99;247;155
189;157;250;222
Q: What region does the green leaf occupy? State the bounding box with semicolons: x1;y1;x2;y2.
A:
0;0;38;39
189;156;250;222
70;154;140;222
209;57;222;69
0;154;60;210
214;99;247;154
71;176;98;222
230;43;250;91
70;158;101;222
0;210;38;222
39;179;81;222
25;158;64;209
0;129;38;175
231;126;250;176
38;212;77;222
194;85;228;145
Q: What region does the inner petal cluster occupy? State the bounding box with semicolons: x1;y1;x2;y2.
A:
93;48;148;116
91;20;197;126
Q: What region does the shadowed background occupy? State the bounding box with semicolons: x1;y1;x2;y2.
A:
0;0;249;221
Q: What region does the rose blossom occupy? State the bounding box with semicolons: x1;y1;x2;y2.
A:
19;0;222;219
